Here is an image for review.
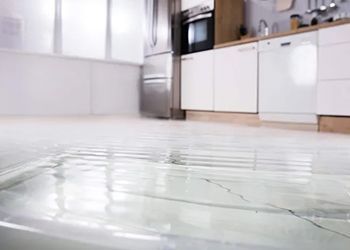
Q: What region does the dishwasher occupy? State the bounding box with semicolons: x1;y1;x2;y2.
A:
258;32;318;124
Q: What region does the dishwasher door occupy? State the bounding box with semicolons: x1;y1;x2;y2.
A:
258;32;318;124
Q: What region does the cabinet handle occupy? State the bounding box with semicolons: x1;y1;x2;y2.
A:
301;41;312;45
238;46;256;52
281;42;291;47
181;57;193;61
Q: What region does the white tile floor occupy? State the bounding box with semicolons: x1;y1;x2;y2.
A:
0;117;350;249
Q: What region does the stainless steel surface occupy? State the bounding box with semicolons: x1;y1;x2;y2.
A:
258;19;269;37
320;0;328;12
181;0;214;55
329;0;337;9
306;0;313;14
183;13;213;25
145;0;172;56
181;0;214;20
143;53;173;79
142;0;183;119
314;0;323;13
141;78;172;117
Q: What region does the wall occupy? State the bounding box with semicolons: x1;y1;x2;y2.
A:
0;0;144;64
0;50;140;116
245;0;350;35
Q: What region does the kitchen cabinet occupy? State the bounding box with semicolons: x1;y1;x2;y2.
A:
215;0;244;45
258;32;318;124
181;50;214;111
318;23;350;46
317;80;350;116
214;42;258;113
319;42;350;80
318;24;350;116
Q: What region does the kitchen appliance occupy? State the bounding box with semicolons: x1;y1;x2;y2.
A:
181;0;214;55
258;32;318;124
141;0;184;118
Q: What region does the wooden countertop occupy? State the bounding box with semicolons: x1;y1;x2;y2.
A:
215;19;350;49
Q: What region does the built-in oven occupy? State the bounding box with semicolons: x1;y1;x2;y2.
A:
181;0;214;55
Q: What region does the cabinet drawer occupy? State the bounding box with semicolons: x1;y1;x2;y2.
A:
319;24;350;46
317;80;350;116
319;42;350;80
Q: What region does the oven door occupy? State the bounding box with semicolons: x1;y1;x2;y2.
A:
181;11;214;55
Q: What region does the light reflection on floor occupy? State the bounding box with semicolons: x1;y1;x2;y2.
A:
0;116;349;250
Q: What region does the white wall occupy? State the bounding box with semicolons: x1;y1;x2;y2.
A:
0;0;144;64
90;62;140;115
0;50;140;116
111;0;144;64
245;0;350;35
0;0;55;53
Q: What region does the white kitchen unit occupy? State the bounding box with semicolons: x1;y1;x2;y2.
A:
0;50;140;116
181;50;214;111
258;32;318;124
214;42;258;113
181;0;213;11
318;24;350;116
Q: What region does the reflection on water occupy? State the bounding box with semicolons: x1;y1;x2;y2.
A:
0;117;350;249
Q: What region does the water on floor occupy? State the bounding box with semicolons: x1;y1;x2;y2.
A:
0;117;349;250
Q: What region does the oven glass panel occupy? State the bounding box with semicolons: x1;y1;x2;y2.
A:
181;12;214;55
194;20;208;43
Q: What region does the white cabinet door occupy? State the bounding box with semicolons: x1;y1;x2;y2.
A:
319;43;350;80
318;24;350;116
319;23;350;46
214;43;258;113
181;50;214;111
318;80;350;116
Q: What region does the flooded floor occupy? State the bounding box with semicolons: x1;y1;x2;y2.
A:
0;116;349;250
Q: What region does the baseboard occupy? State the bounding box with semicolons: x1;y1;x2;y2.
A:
319;116;350;134
259;113;318;124
186;111;260;126
185;111;319;131
261;121;318;132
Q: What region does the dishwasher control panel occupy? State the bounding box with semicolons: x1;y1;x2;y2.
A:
258;32;318;52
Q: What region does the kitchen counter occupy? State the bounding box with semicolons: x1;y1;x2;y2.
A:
215;18;350;49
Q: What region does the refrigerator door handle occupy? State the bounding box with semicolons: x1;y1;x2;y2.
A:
151;0;158;47
144;79;168;84
147;0;154;48
144;74;168;80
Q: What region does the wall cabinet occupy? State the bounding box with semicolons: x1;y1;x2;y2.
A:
215;0;244;45
318;24;350;116
181;50;214;111
214;43;258;113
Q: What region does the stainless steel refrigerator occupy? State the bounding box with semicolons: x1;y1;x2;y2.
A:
141;0;184;119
